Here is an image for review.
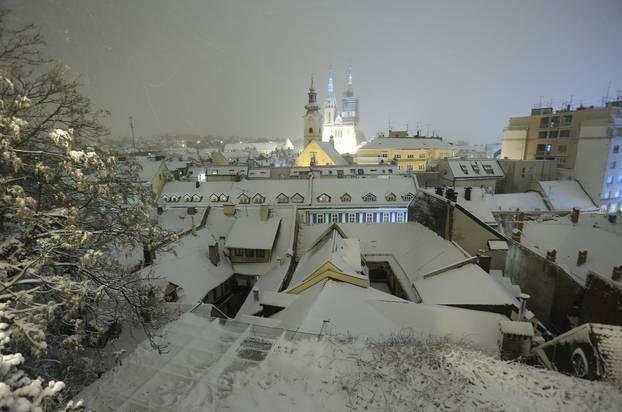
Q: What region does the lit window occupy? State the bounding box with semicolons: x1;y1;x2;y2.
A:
317;193;331;203
607;176;614;184
603;191;610;200
545;144;553;153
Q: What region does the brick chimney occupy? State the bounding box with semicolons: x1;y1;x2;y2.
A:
546;249;557;262
570;208;580;224
577;250;587;266
613;266;622;281
511;228;521;243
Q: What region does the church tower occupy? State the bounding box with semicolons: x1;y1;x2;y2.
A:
303;77;322;147
323;71;337;126
340;66;359;125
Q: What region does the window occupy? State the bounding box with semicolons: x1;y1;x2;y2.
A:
536;144;546;153
331;213;338;223
401;192;415;201
366;212;373;223
407;154;414;159
218;193;229;202
340;193;351;202
548;130;558;138
395;154;401;159
317;214;324;224
209;193;219;202
619;176;622;183
310;152;317;165
545;144;553;153
615;191;621;199
291;193;304;203
538;131;547;139
562;114;572;126
358;169;364;175
614;145;620;154
550;116;560;127
603;191;610;200
559;130;570;138
482;164;494;174
383;212;390;222
252;194;265;204
256;249;265;258
539;117;549;128
238;194;250;204
245;249;254;257
308;127;313;133
612;161;617;169
317;193;331;203
396;213;404;223
276;193;289;203
362;193;376;202
607;175;614;184
350;169;356;174
385;192;396;201
348;213;356;223
558;145;567;153
234;248;243;257
471;163;480;174
183;194;192;202
460;164;469;174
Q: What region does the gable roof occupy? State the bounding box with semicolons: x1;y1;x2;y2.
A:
296;141;348;166
225;216;281;250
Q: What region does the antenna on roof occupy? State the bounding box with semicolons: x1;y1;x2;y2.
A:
129;116;136;153
603;80;612;105
388;114;392;132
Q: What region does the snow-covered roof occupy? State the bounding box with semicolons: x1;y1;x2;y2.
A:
79;311;622;412
446;159;504;179
297;223;469;283
425;187;549;224
160;175;417;207
538;180;597;211
500;320;534;337
414;264;519;306
358;137;454;151
140;228;233;305
134;156;166;182
154;207;208;233
505;213;622;285
314;141;349;165
225;216;281;250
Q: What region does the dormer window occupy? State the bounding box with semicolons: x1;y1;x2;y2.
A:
482;164;494;175
252;193;265;204
340;193;351;202
160;194;170;202
276;193;289;203
291;193;304;203
471;162;480;174
362;193;376;202
218;193;229;202
238;193;250;204
192;194;203;202
401;192;415;201
183;194;192;202
209;193;219;202
385;192;396;202
317;193;331;203
460;164;469;174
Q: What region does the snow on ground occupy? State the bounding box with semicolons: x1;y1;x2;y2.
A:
79;313;622;412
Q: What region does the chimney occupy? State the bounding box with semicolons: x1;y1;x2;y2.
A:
252;287;260;301
546;249;557;262
464;186;472;201
608;213;617;224
329;135;335;147
511;228;521;243
570;208;580;224
435;187;444;196
613;266;622;281
577;250;587;266
517;293;530;321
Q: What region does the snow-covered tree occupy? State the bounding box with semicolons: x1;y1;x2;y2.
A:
0;8;174;401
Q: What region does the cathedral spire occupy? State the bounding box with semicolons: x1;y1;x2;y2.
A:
327;70;334;98
347;66;353;88
306;75;317;107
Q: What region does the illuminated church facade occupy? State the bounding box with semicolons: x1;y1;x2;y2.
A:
321;68;366;154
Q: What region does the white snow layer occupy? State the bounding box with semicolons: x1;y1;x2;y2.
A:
79;313;622;411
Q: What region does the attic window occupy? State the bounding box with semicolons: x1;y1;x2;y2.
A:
160;194;170;202
291;193;304;203
340;193;351;202
471;163;480;174
209;193;219;202
460;164;469;174
362;193;376;202
482;165;494;175
218;193;229;202
183;194;192;202
401;192;415;201
385;192;396;201
238;193;250;204
192;194;203;202
252;194;265;204
317;193;331;203
276;193;289;203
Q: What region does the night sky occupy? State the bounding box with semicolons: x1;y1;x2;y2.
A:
7;0;622;144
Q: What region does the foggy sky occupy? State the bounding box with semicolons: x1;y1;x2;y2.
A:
7;0;622;144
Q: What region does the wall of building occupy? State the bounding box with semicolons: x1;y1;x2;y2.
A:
574;120;611;206
500;127;528;160
504;243;584;333
580;273;622;326
497;159;557;193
